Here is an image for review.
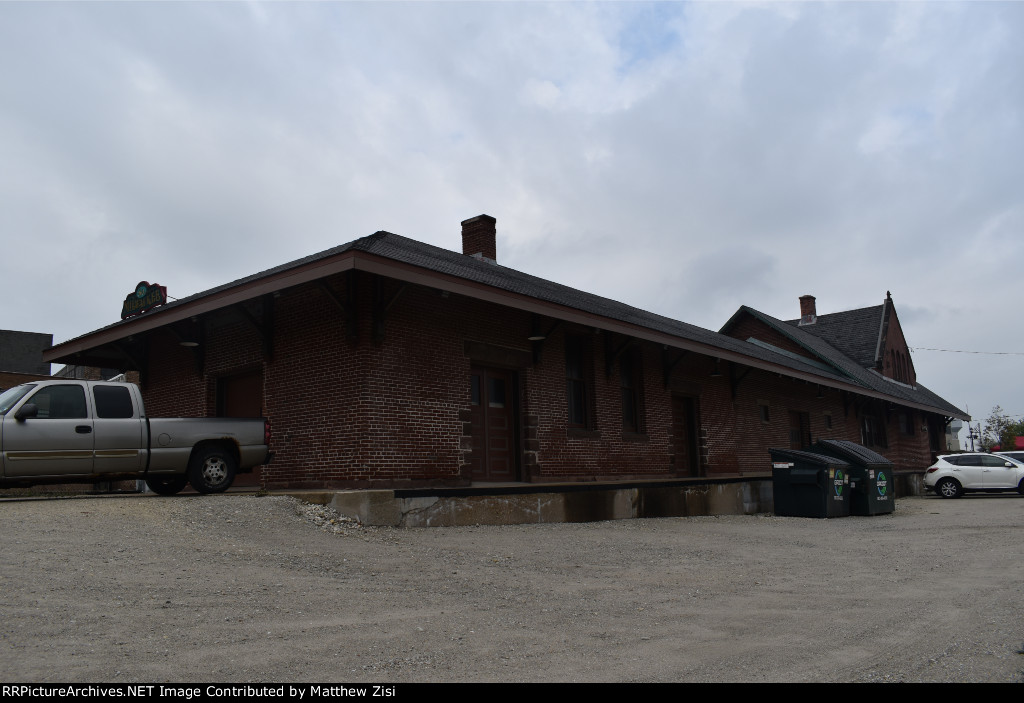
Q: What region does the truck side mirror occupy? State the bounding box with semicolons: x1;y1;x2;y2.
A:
14;403;38;421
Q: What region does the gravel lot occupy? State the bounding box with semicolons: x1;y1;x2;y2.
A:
1;491;1022;683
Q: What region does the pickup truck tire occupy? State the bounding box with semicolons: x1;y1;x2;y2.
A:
188;447;237;494
146;476;188;496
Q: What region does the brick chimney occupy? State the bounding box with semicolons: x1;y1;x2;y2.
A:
461;214;497;263
798;295;817;326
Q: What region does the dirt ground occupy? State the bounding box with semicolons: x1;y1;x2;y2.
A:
0;491;1022;683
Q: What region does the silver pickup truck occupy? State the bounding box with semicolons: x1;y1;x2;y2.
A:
0;380;270;495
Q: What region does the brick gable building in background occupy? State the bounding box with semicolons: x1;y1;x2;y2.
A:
44;216;968;489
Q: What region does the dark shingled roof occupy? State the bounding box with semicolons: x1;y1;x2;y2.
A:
784;306;884;368
727;305;967;419
53;230;967;419
55;231;852;387
353;234;868;385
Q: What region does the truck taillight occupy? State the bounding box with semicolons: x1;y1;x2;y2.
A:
264;418;272;446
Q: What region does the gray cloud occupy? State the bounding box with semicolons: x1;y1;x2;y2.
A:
1;1;1021;430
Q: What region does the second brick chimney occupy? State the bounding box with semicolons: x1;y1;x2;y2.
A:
798;295;817;326
461;214;497;263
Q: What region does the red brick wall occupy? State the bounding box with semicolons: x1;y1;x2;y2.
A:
138;271;944;487
143;328;206;417
879;308;917;385
526;330;676;480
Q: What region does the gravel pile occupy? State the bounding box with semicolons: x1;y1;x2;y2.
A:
293;500;363;535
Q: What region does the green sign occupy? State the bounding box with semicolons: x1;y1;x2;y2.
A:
121;281;168;319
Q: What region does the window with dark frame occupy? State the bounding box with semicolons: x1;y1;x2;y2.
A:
620;348;643;433
899;410;915;436
565;335;590;429
759;403;771;423
862;414;888;449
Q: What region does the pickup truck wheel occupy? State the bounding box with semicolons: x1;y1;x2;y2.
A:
146;476;188;496
188;448;237;494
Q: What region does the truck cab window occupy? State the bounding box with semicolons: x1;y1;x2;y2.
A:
94;385;134;418
28;385;88;419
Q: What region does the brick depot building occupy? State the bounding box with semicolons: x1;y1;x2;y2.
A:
44;216;968;489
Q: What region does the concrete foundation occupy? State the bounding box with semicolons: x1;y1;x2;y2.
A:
287;471;927;527
317;479;773;527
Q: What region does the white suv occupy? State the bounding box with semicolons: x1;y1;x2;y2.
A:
924;453;1024;498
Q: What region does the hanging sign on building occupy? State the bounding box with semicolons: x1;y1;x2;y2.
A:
121;281;168;319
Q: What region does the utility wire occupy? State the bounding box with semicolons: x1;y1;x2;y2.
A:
909;347;1024;355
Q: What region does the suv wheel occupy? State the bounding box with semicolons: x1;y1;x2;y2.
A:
936;477;963;499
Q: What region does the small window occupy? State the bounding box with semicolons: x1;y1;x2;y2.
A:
824;413;833;429
861;414;888;449
94;385;134;419
759;404;771;423
488;377;506;408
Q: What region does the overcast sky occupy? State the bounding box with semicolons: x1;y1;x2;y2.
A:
2;1;1022;441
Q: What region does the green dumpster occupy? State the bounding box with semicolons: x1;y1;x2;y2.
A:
811;439;895;516
770;448;851;518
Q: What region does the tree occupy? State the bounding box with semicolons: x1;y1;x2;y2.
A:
982;406;1018;450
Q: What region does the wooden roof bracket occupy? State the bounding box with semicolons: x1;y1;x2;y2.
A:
373;276;408;343
530;317;563;366
729;362;751;401
110;338;148;388
317;272;359;342
662;348;689;389
232;295;274;362
605;335;636;378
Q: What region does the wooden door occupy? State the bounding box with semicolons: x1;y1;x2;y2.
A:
218;369;264;486
469;367;517;482
671;395;700;477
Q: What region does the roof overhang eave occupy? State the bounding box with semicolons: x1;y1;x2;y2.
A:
43;251;970;420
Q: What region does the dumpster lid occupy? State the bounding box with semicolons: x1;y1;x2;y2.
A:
812;439;893;467
768;448;850;468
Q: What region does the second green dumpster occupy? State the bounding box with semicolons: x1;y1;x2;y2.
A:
811;439;895;515
769;448;851;518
